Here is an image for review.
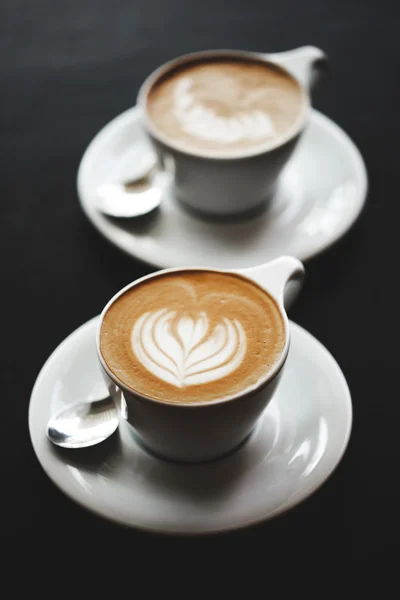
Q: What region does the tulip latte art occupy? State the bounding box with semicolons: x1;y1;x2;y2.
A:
147;58;303;154
132;309;246;388
100;271;285;404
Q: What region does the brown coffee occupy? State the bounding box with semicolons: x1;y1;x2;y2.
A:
100;271;285;404
146;57;303;155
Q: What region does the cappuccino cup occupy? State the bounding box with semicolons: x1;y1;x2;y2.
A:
97;255;305;462
137;46;326;217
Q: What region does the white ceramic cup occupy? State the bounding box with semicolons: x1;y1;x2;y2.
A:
96;256;305;463
137;46;326;217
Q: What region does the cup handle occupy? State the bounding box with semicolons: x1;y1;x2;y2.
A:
237;256;305;311
264;46;327;92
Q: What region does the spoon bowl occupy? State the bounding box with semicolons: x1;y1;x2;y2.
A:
47;397;119;449
94;152;168;218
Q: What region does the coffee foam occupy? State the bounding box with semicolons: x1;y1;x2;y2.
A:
100;271;285;404
173;77;276;145
146;58;303;155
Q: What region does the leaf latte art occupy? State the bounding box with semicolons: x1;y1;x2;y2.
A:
131;309;246;387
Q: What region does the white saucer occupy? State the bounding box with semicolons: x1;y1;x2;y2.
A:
77;107;367;269
29;317;352;535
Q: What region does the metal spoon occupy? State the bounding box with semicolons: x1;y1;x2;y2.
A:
95;152;167;218
46;396;119;449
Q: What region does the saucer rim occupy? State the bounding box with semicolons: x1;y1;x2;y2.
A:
77;106;368;267
28;316;352;536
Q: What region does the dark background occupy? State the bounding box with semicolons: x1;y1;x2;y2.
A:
1;0;399;574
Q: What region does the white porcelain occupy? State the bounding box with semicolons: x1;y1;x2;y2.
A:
77;106;367;268
97;256;304;463
137;47;326;216
29;316;352;535
267;46;326;90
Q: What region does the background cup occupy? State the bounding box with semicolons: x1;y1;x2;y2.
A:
137;46;326;217
96;256;305;463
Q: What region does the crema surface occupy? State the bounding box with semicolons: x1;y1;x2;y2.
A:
147;58;303;154
100;271;285;404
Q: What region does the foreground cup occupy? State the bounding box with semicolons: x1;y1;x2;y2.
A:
96;256;305;463
137;46;326;216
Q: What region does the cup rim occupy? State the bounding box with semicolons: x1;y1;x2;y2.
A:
136;48;310;161
96;266;291;409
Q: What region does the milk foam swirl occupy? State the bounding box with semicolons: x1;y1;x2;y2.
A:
173;77;275;144
131;308;246;388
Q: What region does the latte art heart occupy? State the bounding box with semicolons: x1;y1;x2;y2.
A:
131;309;246;388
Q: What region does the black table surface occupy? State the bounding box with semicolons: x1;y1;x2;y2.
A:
2;0;399;573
